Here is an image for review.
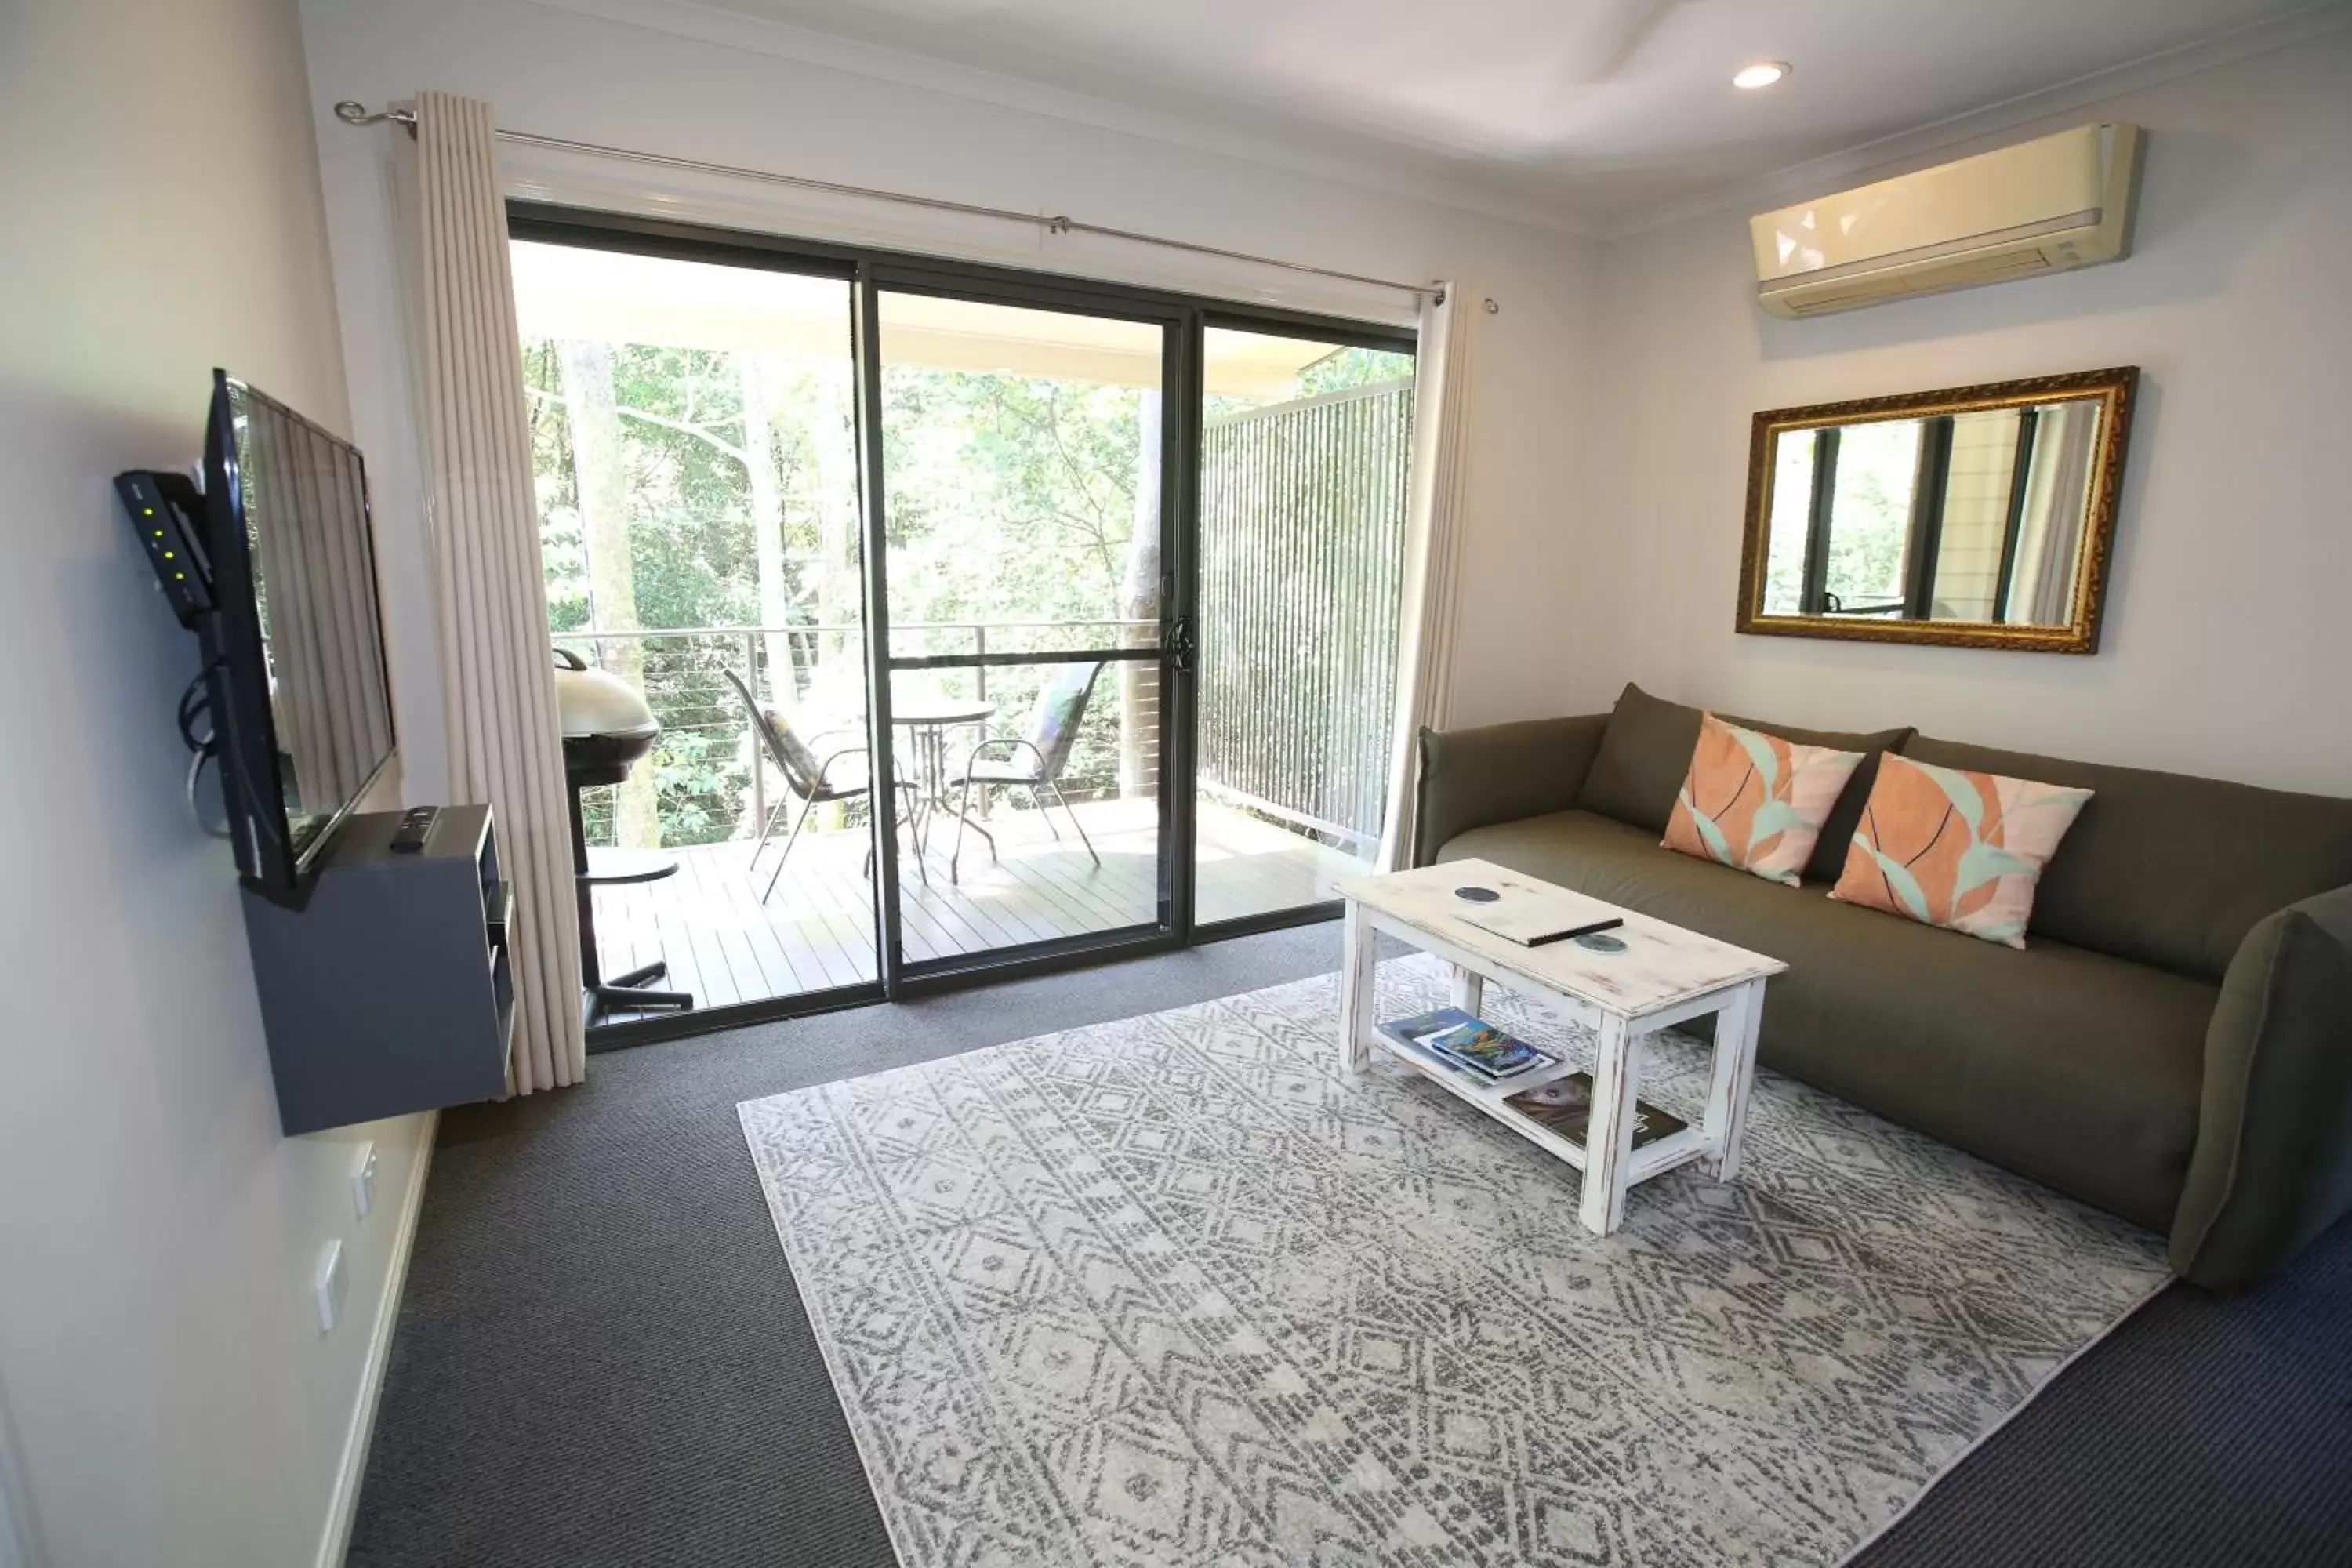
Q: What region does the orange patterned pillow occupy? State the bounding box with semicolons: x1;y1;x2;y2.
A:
1661;713;1866;887
1831;753;2093;947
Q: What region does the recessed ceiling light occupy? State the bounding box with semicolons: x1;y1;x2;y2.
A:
1733;61;1791;89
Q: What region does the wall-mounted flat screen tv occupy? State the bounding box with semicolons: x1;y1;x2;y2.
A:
202;370;397;889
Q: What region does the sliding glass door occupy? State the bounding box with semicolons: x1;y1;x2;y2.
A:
510;205;1413;1041
511;235;881;1027
866;283;1177;978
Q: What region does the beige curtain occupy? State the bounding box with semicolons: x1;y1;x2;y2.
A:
405;92;585;1091
2005;401;2100;626
1377;282;1475;871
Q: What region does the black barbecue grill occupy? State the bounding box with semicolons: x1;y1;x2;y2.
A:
554;648;694;1026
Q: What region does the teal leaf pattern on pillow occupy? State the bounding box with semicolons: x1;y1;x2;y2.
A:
1677;790;1735;865
1730;725;1784;797
1954;841;2035;898
1864;849;1933;924
1747;799;1812;855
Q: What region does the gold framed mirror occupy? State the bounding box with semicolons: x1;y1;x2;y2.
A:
1736;367;2137;653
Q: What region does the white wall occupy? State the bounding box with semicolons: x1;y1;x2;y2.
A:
296;0;1599;774
0;2;433;1563
1581;29;2352;794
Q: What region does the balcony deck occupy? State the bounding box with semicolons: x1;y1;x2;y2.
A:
588;795;1367;1014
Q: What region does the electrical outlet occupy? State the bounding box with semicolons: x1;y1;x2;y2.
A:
351;1142;378;1222
314;1240;349;1334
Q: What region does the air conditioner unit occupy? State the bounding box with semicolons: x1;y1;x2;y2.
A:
1751;122;2143;318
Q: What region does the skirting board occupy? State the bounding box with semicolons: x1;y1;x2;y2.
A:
314;1112;438;1568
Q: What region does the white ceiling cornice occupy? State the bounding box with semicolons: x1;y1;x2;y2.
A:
1598;0;2352;241
521;0;1599;236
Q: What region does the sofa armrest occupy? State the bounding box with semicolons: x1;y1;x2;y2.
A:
2170;882;2352;1290
1411;714;1611;867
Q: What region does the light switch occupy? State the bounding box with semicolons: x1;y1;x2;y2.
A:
350;1142;379;1222
314;1240;348;1334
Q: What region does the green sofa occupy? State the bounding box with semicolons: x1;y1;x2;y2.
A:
1414;683;2352;1290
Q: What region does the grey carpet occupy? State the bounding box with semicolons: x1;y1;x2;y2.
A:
1848;1206;2352;1568
350;927;2352;1568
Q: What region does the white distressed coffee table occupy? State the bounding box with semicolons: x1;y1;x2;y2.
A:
1336;858;1787;1236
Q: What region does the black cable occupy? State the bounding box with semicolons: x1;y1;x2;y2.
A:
173;667;239;841
176;671;214;754
184;749;233;840
177;663;282;851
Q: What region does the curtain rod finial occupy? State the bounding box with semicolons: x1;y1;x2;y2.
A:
334;100;418;133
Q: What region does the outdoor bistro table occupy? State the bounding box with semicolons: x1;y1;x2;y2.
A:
891;695;998;834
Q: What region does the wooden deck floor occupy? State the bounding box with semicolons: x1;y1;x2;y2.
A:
589;796;1367;1014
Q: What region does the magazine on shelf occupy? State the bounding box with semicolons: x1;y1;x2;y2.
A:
1377;1007;1560;1082
1503;1073;1688;1150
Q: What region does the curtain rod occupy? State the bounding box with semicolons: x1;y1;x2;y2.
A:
332;101;1443;303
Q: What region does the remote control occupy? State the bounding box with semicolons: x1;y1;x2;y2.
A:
390;806;438;854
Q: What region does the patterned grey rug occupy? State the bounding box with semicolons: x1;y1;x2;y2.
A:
739;957;2169;1568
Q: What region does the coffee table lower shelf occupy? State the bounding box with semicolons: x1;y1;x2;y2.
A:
1371;1032;1713;1187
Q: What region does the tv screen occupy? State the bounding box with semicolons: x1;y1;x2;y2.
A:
205;371;396;887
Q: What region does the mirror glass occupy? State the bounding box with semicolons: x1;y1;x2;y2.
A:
1762;401;2100;625
1740;370;2134;652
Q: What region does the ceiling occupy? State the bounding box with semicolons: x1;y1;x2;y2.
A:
682;0;2329;222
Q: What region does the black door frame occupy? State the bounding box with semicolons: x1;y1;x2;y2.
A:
855;261;1192;998
508;203;1414;1049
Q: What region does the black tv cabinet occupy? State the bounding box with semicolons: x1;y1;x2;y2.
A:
242;804;514;1135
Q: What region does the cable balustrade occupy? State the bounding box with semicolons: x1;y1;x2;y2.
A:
560;380;1409;854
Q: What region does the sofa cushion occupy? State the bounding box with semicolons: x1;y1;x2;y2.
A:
1436;808;2213;1231
1902;736;2352;984
1663;714;1865;887
1831;752;2093;948
1579;682;1912;883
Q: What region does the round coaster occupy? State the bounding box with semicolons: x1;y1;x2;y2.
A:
1453;886;1501;903
1574;932;1628;953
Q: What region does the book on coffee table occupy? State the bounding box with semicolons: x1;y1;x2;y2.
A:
1450;886;1625;947
1378;1007;1559;1082
1504;1073;1688;1150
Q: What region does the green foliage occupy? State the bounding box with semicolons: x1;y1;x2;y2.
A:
1296;345;1413;396
531;336;1163;846
524;341;586;633
527;319;1418;850
1824;423;1918;607
1761;421;1922;615
882;369;1142;641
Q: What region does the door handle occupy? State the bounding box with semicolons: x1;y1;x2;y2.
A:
1164;616;1196;675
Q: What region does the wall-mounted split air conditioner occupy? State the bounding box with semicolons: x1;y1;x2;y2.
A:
1751;122;2143;318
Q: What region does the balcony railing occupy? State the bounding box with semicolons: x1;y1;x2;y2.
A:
560;379;1412;854
556;619;1153;848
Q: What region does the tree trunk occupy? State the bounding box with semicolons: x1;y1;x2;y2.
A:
741;354;800;710
559;337;661;851
1118;389;1163;800
806;360;863;721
